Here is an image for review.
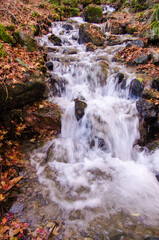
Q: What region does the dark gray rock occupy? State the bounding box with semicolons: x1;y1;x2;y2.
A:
79;23;105;46
136;99;157;122
152;78;159;91
131;40;145;48
134;54;150;64
74;99;87;121
50;73;66;97
46;61;53;71
62;24;73;30
0;79;46;111
48;34;62;46
129;79;144;98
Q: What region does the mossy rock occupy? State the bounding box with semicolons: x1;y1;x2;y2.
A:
0;24;13;44
13;31;38;51
79;23;105;46
83;4;103;23
83;0;101;8
62;0;78;7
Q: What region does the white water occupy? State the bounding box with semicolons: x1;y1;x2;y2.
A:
32;12;159;227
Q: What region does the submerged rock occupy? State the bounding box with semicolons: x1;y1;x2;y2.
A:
50;73;67;97
129;79;144;98
83;4;103;23
62;24;73;30
74;99;87;121
79;23;105;46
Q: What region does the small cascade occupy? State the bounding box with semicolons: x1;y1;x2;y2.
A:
30;6;159;230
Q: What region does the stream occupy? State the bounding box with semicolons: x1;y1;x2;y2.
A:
11;7;159;239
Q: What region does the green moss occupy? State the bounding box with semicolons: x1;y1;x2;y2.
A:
84;4;102;23
0;43;7;58
83;0;101;8
32;11;39;17
48;0;61;5
62;0;78;7
0;24;13;44
8;24;15;31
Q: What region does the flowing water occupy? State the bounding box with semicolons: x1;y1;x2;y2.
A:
14;7;159;239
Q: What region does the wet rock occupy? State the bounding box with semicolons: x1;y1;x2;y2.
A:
46;61;53;71
152;78;159;91
83;4;103;23
131;40;145;48
126;24;139;34
26;103;61;132
142;89;159;100
72;33;78;40
33;24;41;36
134;54;150;64
0;78;46;111
48;34;62;46
116;72;126;89
108;20;129;35
147;140;159;151
136;99;157;122
62;24;73;30
99;60;109;86
74;99;87;121
63;48;78;54
86;42;97;51
106;35;125;46
13;31;38;51
50;73;67;97
129;79;144;98
79;23;105;46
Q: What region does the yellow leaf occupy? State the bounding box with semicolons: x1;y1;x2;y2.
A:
0;193;5;202
39;104;44;109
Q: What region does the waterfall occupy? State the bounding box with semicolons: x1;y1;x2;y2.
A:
31;10;159;228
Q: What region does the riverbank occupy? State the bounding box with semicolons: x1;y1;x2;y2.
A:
0;0;159;239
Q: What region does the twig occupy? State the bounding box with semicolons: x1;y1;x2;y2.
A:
5;156;20;175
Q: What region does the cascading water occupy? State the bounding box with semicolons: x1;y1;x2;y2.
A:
31;7;159;232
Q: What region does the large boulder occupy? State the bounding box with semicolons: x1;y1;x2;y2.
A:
129;79;144;98
48;34;62;46
0;76;46;111
26;102;61;133
13;31;38;51
83;4;103;23
136;88;159;149
79;23;105;46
